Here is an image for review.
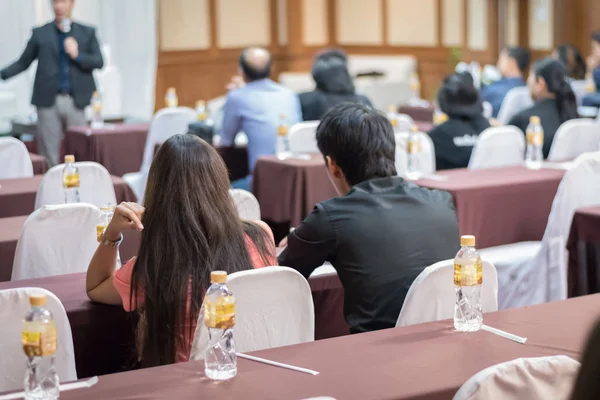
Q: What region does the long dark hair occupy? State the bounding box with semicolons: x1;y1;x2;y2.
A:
556;44;586;80
131;134;273;366
312;50;355;95
534;58;578;123
570;318;600;399
438;72;483;118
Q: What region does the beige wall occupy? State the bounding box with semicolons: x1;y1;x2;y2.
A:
160;0;210;51
467;0;488;50
505;0;519;47
442;0;464;47
216;0;271;48
387;0;438;47
303;0;329;46
529;0;554;50
336;0;383;45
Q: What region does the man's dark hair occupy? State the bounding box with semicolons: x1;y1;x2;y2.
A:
239;48;271;81
507;46;531;74
316;103;397;187
592;30;600;44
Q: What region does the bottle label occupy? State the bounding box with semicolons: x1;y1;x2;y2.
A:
526;130;543;146
197;112;207;121
63;173;80;188
454;262;483;286
389;118;398;128
278;126;288;137
96;225;106;242
22;322;57;357
92;103;102;113
407;139;421;154
204;298;235;329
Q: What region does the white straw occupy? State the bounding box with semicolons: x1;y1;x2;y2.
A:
237;353;319;376
482;324;527;344
0;377;98;400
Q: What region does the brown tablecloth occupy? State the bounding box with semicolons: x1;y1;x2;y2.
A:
568;206;600;297
398;104;435;122
45;294;600;400
65;123;149;176
0;216;140;283
0;175;137;218
29;153;48;174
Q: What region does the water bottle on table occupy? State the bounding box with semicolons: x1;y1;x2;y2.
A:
406;125;422;180
454;235;483;332
276;114;292;160
165;87;178;108
90;91;104;129
525;116;544;170
387;105;398;129
204;271;237;380
62;155;80;204
196;100;208;121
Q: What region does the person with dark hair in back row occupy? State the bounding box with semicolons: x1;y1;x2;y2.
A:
582;30;600;107
429;72;490;170
554;44;587;81
508;58;578;158
278;103;460;334
299;49;372;121
481;46;531;117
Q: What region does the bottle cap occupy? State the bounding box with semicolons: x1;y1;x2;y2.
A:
530;116;541;124
210;271;227;284
167;87;176;94
410;125;419;133
461;235;476;247
196;100;205;108
29;294;47;307
388;105;397;112
64;155;75;163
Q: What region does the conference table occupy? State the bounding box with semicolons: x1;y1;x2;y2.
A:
1;293;595;400
568;206;600;297
254;160;565;249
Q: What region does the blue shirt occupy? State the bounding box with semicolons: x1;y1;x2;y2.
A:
55;25;72;93
219;79;302;175
480;77;526;117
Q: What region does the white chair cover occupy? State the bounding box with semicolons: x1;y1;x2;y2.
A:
190;267;314;359
0;137;34;179
0;288;77;392
356;80;411;111
468;126;525;169
393;114;414;133
289;121;320;154
570;80;589;106
12;204;101;280
498;87;534;125
0;91;17;133
230;189;261;220
482;101;493;119
123;107;196;201
548;119;600;162
480;152;600;308
394;131;436;176
396;259;498;327
469;62;482;89
278;72;315;93
34;162;116;209
453;355;580;400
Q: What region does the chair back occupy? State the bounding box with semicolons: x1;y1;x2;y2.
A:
0;137;34;179
548;119;600;162
468;126;525;169
12;204;101;280
190;267;314;359
356;80;411;111
453;356;580;400
396;259;498;327
0;288;77;392
570;80;589;106
230;189;261;220
482;101;493;119
289;121;319;153
35;162;116;209
393;114;414;133
278;72;315;93
497;87;533;124
394;131;436;176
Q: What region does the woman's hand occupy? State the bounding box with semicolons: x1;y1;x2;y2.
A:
104;202;145;241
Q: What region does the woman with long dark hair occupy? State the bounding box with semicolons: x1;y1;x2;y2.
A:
508;57;578;158
86;134;276;366
554;44;587;81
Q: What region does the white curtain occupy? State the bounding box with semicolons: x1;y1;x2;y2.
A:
0;0;157;119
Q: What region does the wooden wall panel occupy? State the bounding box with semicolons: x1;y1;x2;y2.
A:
442;0;464;47
159;0;210;50
336;0;383;45
216;0;271;48
387;0;438;47
303;0;329;46
528;0;554;50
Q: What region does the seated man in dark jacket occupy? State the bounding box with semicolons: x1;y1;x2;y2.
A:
429;72;490;170
299;49;372;121
278;103;460;334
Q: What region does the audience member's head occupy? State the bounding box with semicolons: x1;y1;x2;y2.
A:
311;50;355;95
239;47;272;83
554;44;587;80
497;47;531;78
528;57;578;122
591;30;600;60
133;134;271;366
569;318;600;400
438;72;482;117
52;0;75;21
316;103;396;195
314;48;348;64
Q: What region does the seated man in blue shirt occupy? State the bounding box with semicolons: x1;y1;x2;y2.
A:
480;47;531;117
219;47;302;191
583;30;600;107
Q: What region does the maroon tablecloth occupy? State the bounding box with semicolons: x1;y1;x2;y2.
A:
23;294;598;400
397;104;435;122
0;216;140;283
29;153;48;174
0;175;137;218
568;206;600;297
65;123;149;176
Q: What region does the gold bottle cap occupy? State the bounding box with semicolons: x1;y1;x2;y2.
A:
461;235;476;247
64;155;75;163
167;87;176;94
410;125;419;133
210;271;227;284
29;294;47;307
388;105;397;113
196;100;205;108
530;116;541;125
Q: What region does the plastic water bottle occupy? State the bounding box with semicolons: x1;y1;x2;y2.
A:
408;72;421;101
90;91;104;129
96;204;115;242
525;116;544;170
276;114;291;159
406;125;422;180
165;87;178;108
196;100;208;121
22;294;59;400
204;271;237;380
387;105;398;129
454;235;483;332
62;155;80;204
